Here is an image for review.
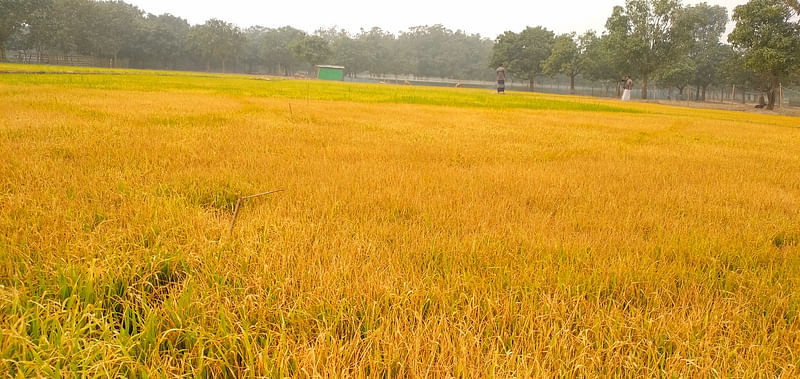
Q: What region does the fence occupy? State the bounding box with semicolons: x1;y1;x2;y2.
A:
2;56;796;108
348;73;799;108
2;50;128;68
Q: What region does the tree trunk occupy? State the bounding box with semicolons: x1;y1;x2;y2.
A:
641;75;648;99
570;75;576;95
767;78;778;110
701;86;707;102
529;76;535;91
222;59;226;73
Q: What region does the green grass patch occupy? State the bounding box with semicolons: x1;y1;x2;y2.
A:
0;63;636;114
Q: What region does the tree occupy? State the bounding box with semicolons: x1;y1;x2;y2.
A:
694;44;733;101
189;18;244;72
261;26;304;75
602;6;633;79
397;25;448;77
729;0;800;109
289;34;331;70
31;0;96;56
394;25;491;79
11;0;49;59
654;55;695;98
0;0;26;59
719;47;757;103
542;32;593;94
604;0;690;99
356;27;395;77
678;3;729;101
327;30;370;77
583;32;627;96
491;26;555;90
242;26;268;73
140;13;191;69
453;33;493;80
90;0;144;67
314;27;369;77
0;0;49;60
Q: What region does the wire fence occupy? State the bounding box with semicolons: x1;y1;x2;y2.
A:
2;50;126;68
349;74;799;108
3;54;796;108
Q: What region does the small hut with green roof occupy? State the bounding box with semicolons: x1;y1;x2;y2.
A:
315;65;345;81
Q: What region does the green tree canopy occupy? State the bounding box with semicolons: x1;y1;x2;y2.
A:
542;32;594;94
289;34;331;70
259;26;304;75
491;26;555;90
583;33;626;91
140;13;191;69
719;47;757;102
604;0;690;99
242;26;268;73
729;0;800;109
189;18;244;72
0;0;47;59
90;0;144;66
355;27;394;77
394;25;491;79
654;55;695;96
332;32;370;77
677;2;729;101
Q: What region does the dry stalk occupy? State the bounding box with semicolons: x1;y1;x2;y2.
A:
229;189;285;235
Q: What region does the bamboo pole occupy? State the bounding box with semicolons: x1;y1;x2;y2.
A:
229;189;286;235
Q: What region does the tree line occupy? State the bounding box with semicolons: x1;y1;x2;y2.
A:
492;0;800;109
1;0;799;109
0;0;493;79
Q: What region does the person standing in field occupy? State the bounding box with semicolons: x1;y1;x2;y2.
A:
496;64;506;94
621;75;633;101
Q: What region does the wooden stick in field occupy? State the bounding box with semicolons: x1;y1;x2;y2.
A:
229;189;285;235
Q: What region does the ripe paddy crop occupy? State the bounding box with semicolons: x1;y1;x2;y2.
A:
1;64;799;376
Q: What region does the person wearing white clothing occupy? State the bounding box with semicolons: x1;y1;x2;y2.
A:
621;75;633;101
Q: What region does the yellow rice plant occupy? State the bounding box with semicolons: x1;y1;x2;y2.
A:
1;65;799;377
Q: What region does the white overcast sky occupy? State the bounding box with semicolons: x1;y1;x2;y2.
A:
125;0;748;38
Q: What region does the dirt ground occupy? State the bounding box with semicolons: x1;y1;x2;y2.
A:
641;98;800;117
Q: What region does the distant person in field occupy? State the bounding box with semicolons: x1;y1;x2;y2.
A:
621;75;633;101
496;64;506;94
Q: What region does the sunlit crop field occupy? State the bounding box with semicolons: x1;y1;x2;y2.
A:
1;64;799;377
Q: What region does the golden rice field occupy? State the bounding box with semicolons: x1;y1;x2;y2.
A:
1;63;799;377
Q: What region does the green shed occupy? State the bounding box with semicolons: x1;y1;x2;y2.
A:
315;65;345;81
